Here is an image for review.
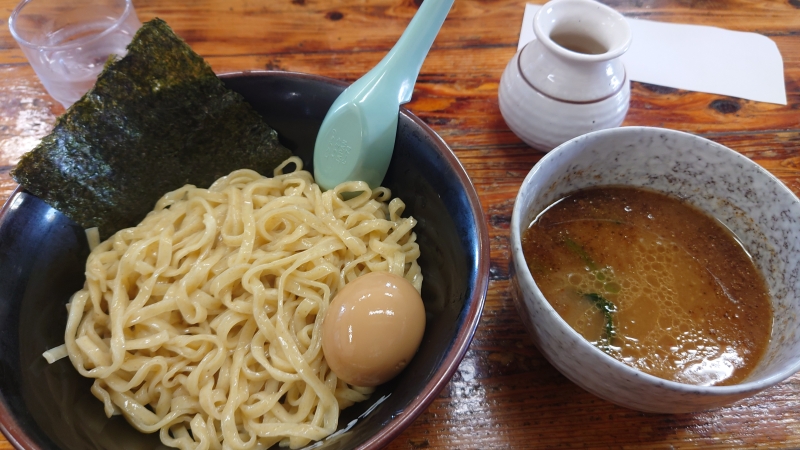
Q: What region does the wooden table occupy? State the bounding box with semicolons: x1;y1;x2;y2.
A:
2;0;799;448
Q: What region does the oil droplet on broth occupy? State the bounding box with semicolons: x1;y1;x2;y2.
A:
521;187;772;386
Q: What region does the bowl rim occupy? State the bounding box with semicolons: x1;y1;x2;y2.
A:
0;188;40;450
511;125;800;397
0;70;490;450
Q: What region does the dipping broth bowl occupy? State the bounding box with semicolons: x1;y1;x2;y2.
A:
510;126;800;413
0;71;490;449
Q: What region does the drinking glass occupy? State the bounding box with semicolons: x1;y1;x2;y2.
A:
9;0;141;108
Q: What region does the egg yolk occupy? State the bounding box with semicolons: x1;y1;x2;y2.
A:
321;271;426;387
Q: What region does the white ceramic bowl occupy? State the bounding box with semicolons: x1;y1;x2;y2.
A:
510;126;800;413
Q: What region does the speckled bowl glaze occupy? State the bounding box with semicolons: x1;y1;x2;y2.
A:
510;126;800;413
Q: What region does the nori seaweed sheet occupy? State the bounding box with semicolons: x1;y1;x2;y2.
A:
12;18;291;239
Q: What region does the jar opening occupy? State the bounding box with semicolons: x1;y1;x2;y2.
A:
532;0;632;62
549;30;608;55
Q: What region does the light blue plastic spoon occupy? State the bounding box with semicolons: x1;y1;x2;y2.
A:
313;0;455;191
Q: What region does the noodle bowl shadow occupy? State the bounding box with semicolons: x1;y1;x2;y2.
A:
0;71;489;449
510;126;800;413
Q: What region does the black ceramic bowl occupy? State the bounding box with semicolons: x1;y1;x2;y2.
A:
0;71;489;450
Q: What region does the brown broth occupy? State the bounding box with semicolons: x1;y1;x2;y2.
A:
521;186;772;386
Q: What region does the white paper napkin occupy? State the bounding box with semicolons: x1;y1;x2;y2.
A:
519;4;787;105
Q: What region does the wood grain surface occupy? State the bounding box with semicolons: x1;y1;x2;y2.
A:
2;0;800;448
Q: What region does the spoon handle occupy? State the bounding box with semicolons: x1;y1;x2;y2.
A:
370;0;455;104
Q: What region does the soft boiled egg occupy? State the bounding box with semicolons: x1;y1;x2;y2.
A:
321;271;426;387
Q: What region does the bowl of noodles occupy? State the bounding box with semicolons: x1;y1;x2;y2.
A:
0;71;489;449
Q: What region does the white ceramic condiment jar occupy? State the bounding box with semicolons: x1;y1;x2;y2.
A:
499;0;632;152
